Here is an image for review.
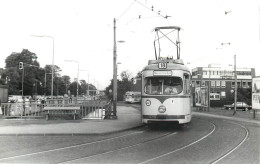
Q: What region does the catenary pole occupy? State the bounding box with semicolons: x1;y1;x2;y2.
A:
233;55;237;115
112;18;117;118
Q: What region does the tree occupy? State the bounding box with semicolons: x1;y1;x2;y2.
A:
61;75;71;95
105;70;134;101
136;71;142;78
120;70;133;81
5;49;40;96
1;49;93;99
80;80;88;95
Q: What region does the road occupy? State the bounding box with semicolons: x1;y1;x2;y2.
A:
0;104;259;163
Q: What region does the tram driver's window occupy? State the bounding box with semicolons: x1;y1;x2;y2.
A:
144;78;163;95
164;77;183;95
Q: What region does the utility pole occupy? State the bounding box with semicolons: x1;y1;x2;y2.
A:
19;62;24;97
112;18;117;118
208;69;211;112
233;55;237;115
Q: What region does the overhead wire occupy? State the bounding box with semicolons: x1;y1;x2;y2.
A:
117;0;136;20
117;0;172;24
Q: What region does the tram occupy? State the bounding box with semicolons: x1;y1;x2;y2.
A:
141;26;192;126
125;91;141;103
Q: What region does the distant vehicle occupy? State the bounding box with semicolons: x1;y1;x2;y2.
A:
224;102;252;111
125;91;141;103
8;95;23;103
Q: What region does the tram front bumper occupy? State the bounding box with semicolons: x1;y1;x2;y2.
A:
142;114;192;124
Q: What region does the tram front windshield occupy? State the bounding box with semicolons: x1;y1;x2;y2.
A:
144;77;183;95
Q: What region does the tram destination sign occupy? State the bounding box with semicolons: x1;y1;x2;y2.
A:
153;71;172;76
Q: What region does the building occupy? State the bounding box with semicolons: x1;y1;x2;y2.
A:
191;64;255;107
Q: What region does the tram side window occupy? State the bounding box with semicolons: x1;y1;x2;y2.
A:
183;73;191;95
144;77;182;95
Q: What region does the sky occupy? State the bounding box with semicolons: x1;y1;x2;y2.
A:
0;0;259;90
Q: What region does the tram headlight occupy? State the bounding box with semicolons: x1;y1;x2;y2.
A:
146;100;151;106
158;105;166;113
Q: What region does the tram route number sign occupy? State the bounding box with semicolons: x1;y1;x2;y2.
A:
158;62;167;69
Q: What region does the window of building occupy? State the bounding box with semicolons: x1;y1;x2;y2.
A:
221;81;226;88
231;82;235;88
203;71;207;75
242;82;247;88
210;93;220;100
211;81;215;88
237;82;241;88
221;91;226;98
216;81;220;88
210;94;214;99
248;82;252;87
215;94;220;99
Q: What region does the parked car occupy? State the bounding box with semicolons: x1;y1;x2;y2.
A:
224;102;252;111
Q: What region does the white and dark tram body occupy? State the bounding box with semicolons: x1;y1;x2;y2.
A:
141;59;192;125
141;26;192;125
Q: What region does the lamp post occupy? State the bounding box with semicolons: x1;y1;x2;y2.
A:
31;35;55;99
233;55;237;115
221;42;237;115
112;18;126;118
65;60;79;99
113;18;117;118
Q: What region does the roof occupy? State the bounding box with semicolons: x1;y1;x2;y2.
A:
142;59;190;72
154;26;182;31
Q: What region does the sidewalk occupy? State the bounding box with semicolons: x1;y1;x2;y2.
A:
193;107;260;124
0;106;142;135
0;105;259;136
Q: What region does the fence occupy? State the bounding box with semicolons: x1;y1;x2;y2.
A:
1;102;45;118
0;99;113;120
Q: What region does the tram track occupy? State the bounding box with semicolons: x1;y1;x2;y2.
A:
0;130;145;162
138;120;216;164
58;118;216;164
211;121;249;164
59;130;177;164
138;118;249;164
0;116;252;163
0;128;176;163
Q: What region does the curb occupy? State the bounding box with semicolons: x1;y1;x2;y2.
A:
193;112;260;124
0;124;145;136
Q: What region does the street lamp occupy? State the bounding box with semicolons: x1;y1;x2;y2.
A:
31;35;55;99
221;43;237;115
112;18;126;118
65;60;79;99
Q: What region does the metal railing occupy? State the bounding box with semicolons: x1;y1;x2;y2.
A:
1;99;113;120
1;102;45;118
